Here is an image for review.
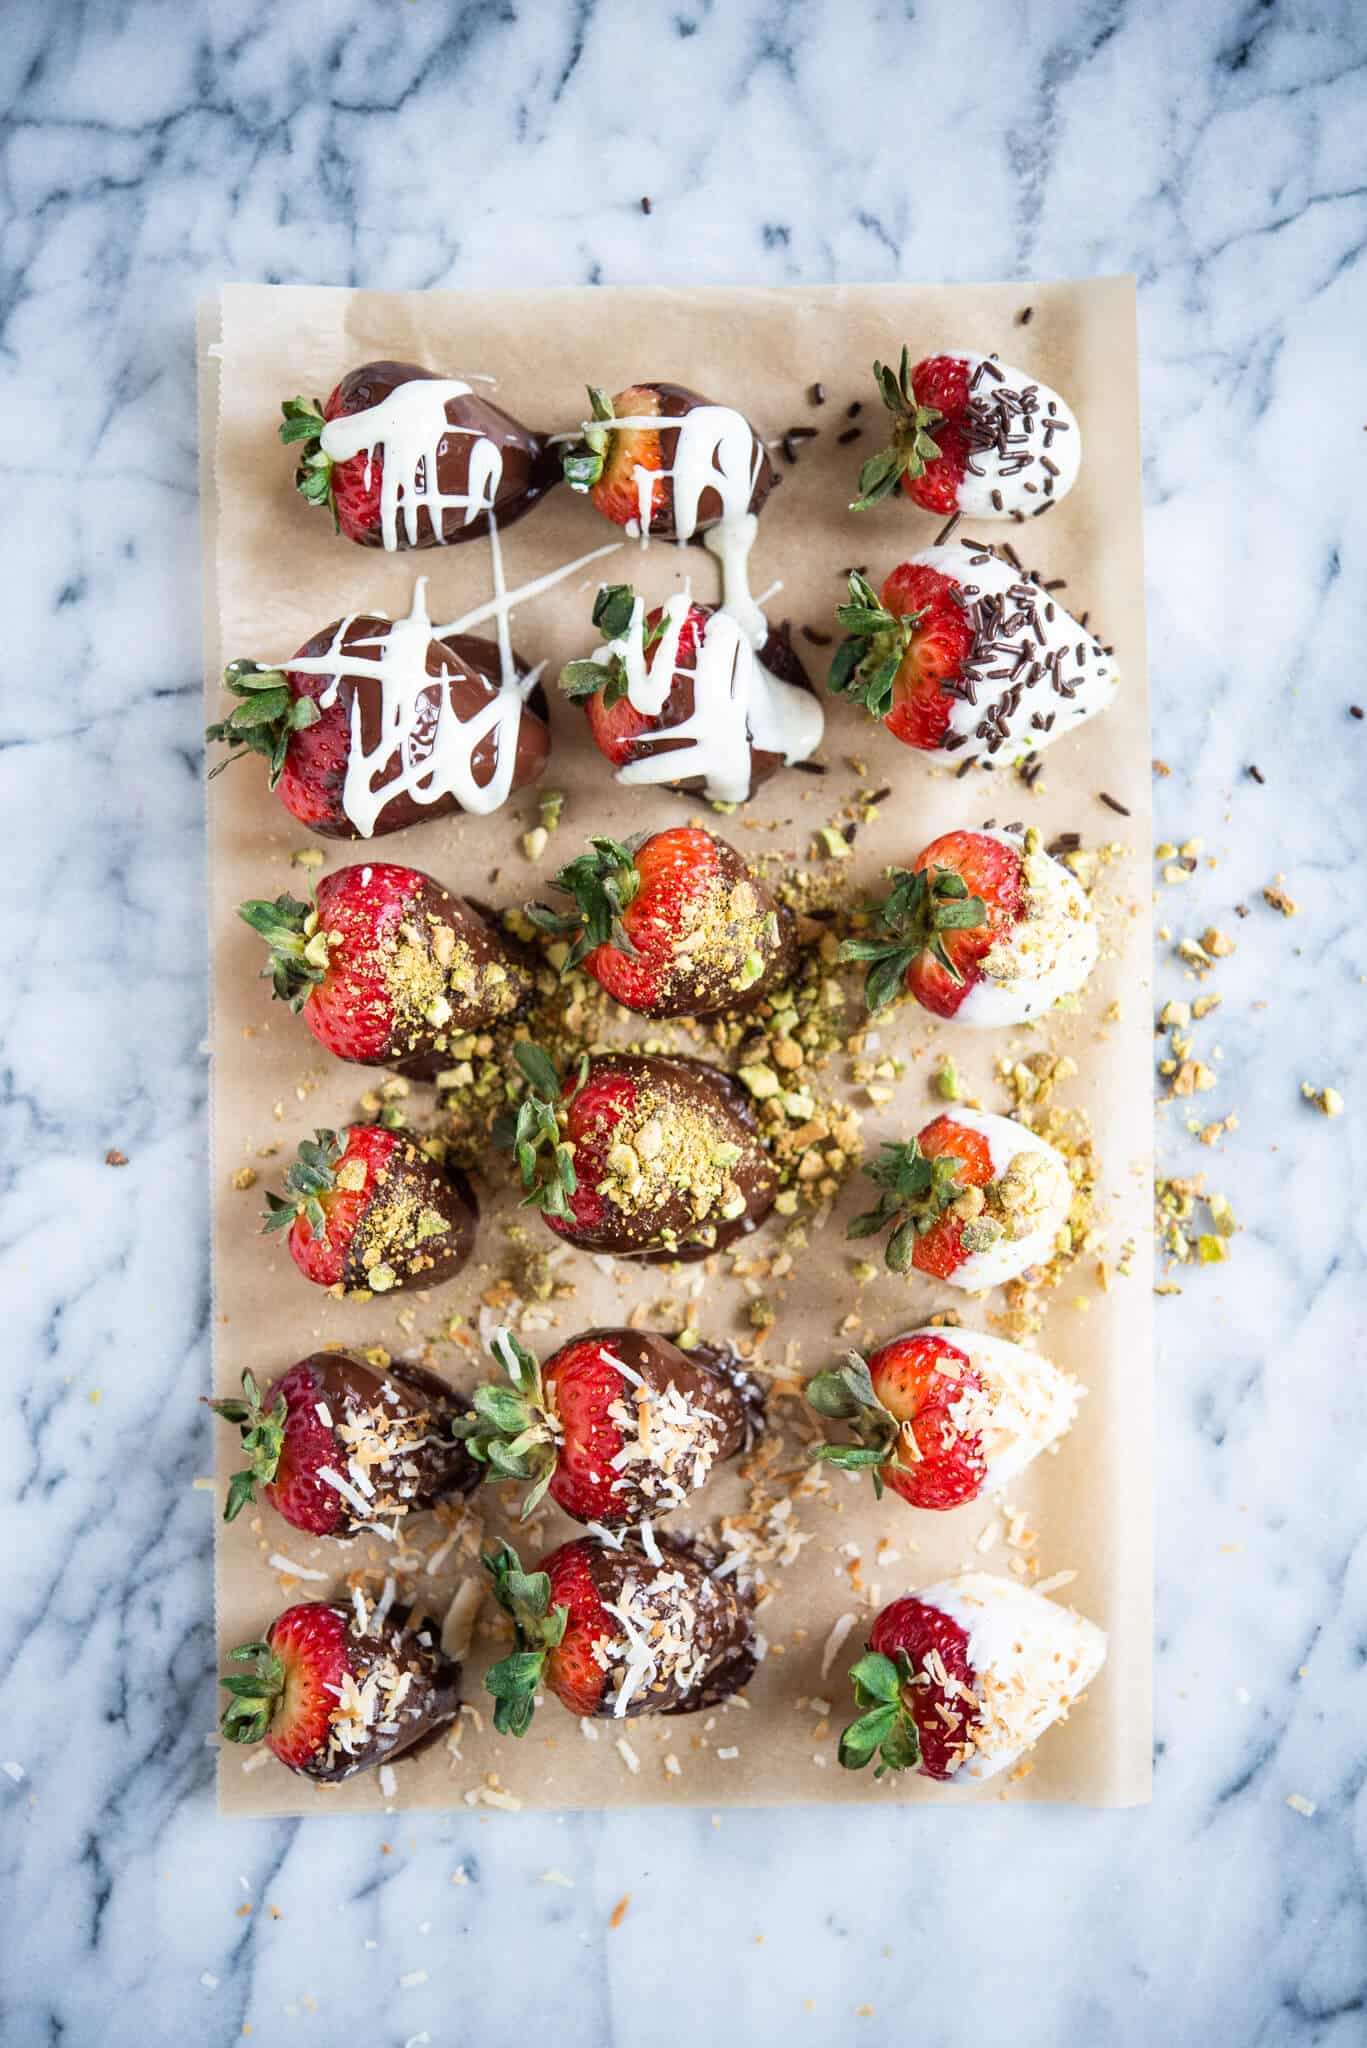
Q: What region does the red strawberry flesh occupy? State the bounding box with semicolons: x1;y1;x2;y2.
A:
904;830;1023;1019
909;1115;996;1281
901;355;971;515
542;1340;633;1524
263;1603;353;1771
867;1594;980;1780
286;1124;397;1287
869;1333;990;1511
877;563;975;751
543;1541;613;1715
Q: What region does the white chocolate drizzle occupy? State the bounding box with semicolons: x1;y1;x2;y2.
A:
586;586;823;804
319;378;504;553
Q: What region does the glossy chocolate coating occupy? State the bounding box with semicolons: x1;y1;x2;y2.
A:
609;832;797;1020
344;1140;478;1293
295;1601;462;1783
288;1353;480;1525
332;360;560;548
545;1328;765;1525
554;1052;778;1265
608;618;814;801
286;619;550;840
373;874;534;1081
581;1532;757;1717
624;382;776;537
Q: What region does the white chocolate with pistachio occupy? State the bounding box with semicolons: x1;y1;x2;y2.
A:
955;829;1098;1027
932;1107;1072;1291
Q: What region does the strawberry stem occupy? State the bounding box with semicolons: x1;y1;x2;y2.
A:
560;385;616;492
219;1639;287;1746
206;661;322;790
805;1352;898;1499
279;395;339;531
482;1542;569;1736
837;1647;922;1774
526;835;642;973
206;1370;289;1522
451;1328;560;1518
827;571;926;723
491;1046;583;1220
848;1139;971;1272
848;346;944;512
238;891;331;1010
262;1129;347;1239
838;865;987;1013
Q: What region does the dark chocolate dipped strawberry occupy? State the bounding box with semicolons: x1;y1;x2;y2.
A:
280;360;557;549
483;1531;756;1731
826;545;1116;765
457;1325;764;1525
561;382;774;540
220;1595;462;1783
496;1043;777;1263
240;863;533;1078
559;585;823;803
264;1125;477;1297
207;582;550;839
208;1354;480;1535
527;826;797;1019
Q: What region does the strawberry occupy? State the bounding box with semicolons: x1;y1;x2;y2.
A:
850;348;969;516
239;864;532;1075
457;1325;761;1526
848;1116;995;1280
561;585;708;767
264;1125;477;1296
562;382;774;537
827;563;974;750
483;1532;756;1730
807;1336;989;1511
495;1044;776;1261
207;1354;479;1535
220;1596;463;1781
839;829;1021;1018
208;618;549;839
528;826;795;1019
280;361;551;549
838;1596;980;1780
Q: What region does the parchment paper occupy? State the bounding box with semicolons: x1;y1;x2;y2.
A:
202;280;1152;1813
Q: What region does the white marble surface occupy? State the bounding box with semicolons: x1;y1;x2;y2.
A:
3;1;1366;2041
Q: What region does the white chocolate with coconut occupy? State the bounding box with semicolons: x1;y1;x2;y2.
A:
948;354;1082;520
892;1325;1081;1492
914;1571;1106;1782
953;829;1098;1027
929;1106;1072;1291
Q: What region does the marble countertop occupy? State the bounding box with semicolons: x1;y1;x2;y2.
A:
4;1;1365;2042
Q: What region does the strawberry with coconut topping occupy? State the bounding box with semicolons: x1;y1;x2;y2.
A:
828;540;1117;764
496;1043;777;1263
240;863;533;1076
850;347;1082;522
208;1354;480;1535
280;361;555;549
456;1326;764;1526
482;1532;756;1733
220;1595;462;1783
841;826;1096;1024
528;827;797;1019
850;1109;1072;1289
838;1572;1106;1783
264;1125;477;1297
806;1327;1079;1512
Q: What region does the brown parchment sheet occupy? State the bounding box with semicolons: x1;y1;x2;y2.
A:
203;280;1152;1814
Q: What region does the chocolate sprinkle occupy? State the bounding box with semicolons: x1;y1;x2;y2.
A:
1247;764;1265;784
641;196;653;215
934;512;962;547
837;426;862;445
1352;705;1364;720
809;382;825;406
792;758;828;775
846;400;863;419
800;625;834;647
1098;792;1130;817
1046;832;1081;857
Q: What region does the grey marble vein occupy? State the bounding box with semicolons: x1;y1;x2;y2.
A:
2;0;1366;2042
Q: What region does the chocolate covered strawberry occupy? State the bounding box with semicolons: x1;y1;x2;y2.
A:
240;863;533;1077
457;1325;763;1525
562;382;774;540
851;348;1081;520
807;1327;1078;1512
528;827;796;1018
850;1109;1071;1289
281;361;555;549
828;541;1117;763
838;1572;1106;1783
208;1354;480;1535
560;584;823;803
497;1043;777;1263
482;1532;756;1732
220;1595;462;1783
208;582;549;839
264;1125;477;1297
841;826;1095;1024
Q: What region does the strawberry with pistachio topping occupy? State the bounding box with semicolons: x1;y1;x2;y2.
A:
220;1595;462;1783
527;826;797;1019
850;1109;1072;1289
806;1327;1079;1512
840;826;1095;1024
838;1573;1106;1783
496;1044;777;1263
456;1325;764;1526
850;348;1081;521
482;1532;756;1733
207;1354;480;1535
280;360;554;549
239;864;533;1077
827;542;1117;764
264;1125;477;1297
